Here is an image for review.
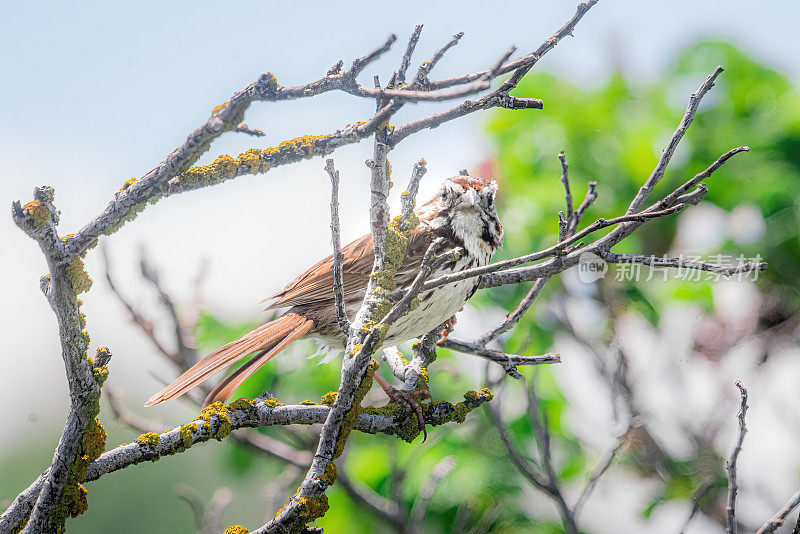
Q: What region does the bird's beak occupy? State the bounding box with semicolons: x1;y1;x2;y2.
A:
459;188;479;209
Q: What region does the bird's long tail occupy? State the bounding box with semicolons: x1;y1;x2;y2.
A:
144;312;313;408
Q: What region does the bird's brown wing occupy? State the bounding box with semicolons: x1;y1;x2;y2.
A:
265;225;434;310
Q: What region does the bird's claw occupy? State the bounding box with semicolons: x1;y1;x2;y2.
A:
387;387;430;442
439;314;459;342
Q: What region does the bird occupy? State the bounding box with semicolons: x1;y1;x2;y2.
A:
145;175;503;410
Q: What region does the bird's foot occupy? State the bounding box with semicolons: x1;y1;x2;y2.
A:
374;371;430;441
439;314;459;342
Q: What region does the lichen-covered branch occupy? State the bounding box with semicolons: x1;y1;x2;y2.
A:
61;35;400;259
8;188;111;534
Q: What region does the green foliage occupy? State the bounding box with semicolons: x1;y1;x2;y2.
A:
481;39;800;526
487;40;800;316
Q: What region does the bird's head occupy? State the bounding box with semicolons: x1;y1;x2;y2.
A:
417;175;503;254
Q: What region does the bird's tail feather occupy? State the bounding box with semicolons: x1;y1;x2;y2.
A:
144;313;313;407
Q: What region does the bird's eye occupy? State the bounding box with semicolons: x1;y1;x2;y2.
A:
440;191;447;199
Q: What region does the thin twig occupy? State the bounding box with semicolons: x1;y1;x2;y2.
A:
325;159;350;335
397;25;423;86
409;456;457;532
439;337;560;379
603;252;767;278
574;426;631;517
726;381;749;534
101;245;175;362
627;65;725;213
755;490;800;534
233;124;265;137
473;277;549;347
336;469;405;530
677;479;715;534
559;151;573;221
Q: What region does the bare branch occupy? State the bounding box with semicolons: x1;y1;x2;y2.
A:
755;490;800;534
678;479;716;534
397;25;424;86
627;65;725;213
336;469;405;530
440;337;559;379
412;32;464;88
726;381;749;534
559;151;574;221
647;146;749;213
526;382;578;533
101;245;176;362
603;252;767;278
473;277;549;347
478;141;753;290
233;124;265;137
487;396;576;533
140;248;195;367
325;159;350;335
82;392;492;485
426;0;598;91
60;35;400;260
400;325;445;392
401;159;428;219
388;0;599;146
571;181;598;235
425;200;692;291
574;425;631;517
409;456;457;531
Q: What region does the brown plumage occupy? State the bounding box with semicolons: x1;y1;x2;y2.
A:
145;175;503;408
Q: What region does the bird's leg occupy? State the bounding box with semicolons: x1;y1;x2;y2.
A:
374;370;430;441
438;313;459;342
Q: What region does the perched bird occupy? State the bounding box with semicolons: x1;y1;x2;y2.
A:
145;175;503;409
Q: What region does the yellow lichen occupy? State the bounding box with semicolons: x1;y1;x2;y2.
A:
225;397;255;412
51;411;107;525
9;507;31;534
173;133;331;192
177;422;197;453
82;418;107;463
211;101;230;114
333;359;378;459
91;365;108;385
320;391;337;405
119;178;137;191
223;526;249;534
262;396;284;408
22;199;49;228
299;400;317;406
317;461;337;486
416;367;430;392
65;256;93;295
297;496;329;522
195;402;233;440
262;134;331;160
363;388;495;443
135;432;160;449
